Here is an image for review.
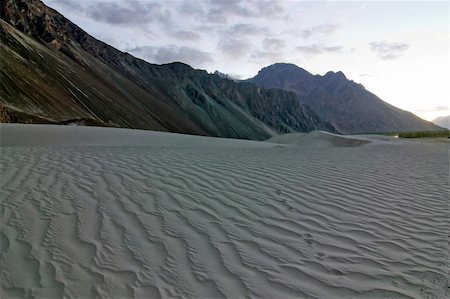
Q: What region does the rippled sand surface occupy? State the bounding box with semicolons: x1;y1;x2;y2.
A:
1;125;448;298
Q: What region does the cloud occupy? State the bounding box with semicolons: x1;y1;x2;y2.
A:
248;51;285;69
209;0;284;18
245;38;286;64
218;38;252;59
54;0;248;25
85;1;164;25
171;30;202;41
206;0;253;21
250;50;283;61
301;24;339;38
359;73;371;78
227;24;268;37
50;0;169;26
369;41;410;60
128;45;214;67
416;106;450;112
262;38;285;51
217;24;270;59
179;0;285;23
178;1;205;17
251;0;286;18
50;0;82;10
296;44;350;55
435;106;449;111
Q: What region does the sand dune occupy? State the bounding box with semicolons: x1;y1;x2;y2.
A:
266;131;373;147
0;124;449;298
0;124;272;148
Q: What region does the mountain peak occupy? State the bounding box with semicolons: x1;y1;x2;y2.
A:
324;70;347;80
248;63;442;133
258;63;311;76
264;63;300;70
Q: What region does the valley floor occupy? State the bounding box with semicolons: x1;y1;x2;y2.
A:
0;124;448;298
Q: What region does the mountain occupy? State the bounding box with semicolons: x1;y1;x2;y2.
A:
0;0;336;140
213;71;238;81
432;115;450;129
247;63;442;134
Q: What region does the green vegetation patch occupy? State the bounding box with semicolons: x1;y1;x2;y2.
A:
398;131;450;138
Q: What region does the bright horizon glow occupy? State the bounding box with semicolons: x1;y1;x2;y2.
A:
43;0;449;121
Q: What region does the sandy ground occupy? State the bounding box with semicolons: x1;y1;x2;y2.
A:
0;124;449;299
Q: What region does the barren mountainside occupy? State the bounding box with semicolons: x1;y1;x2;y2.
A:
432;115;450;129
0;0;336;139
247;63;442;134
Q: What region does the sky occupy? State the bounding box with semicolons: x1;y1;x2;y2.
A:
43;0;449;121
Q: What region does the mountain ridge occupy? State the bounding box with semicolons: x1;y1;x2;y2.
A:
247;63;442;133
0;0;336;139
432;115;450;129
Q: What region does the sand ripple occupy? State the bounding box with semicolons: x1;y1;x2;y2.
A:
0;128;449;298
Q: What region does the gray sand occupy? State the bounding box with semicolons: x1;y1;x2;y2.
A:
1;124;449;298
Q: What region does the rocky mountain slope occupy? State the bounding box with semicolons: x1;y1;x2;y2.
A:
0;0;336;140
247;63;442;134
432;115;450;129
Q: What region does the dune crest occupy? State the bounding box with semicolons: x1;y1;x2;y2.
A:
267;131;373;147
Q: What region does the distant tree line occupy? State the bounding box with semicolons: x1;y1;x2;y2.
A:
349;130;450;138
397;130;450;138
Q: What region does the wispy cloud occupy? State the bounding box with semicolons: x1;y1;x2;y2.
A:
250;50;283;62
54;0;82;10
90;1;164;26
296;44;351;55
177;0;286;24
218;38;252;59
301;24;339;38
171;30;202;41
435;106;449;111
416;106;449;112
226;23;268;37
263;38;286;51
127;45;214;68
369;41;410;60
